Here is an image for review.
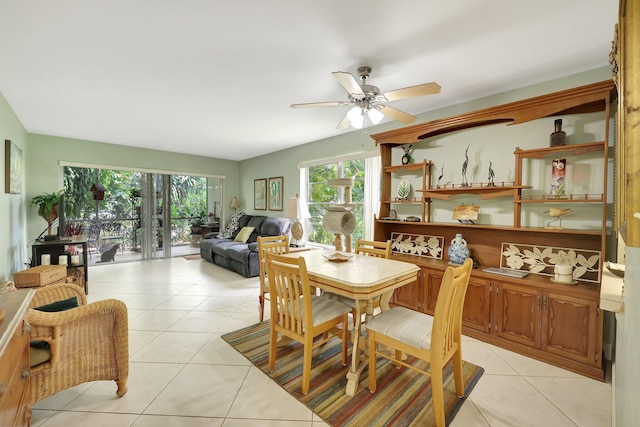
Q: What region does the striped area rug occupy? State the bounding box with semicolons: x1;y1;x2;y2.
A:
222;322;484;427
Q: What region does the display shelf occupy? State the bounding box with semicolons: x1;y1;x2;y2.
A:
383;160;432;173
516;193;604;203
371;80;616;381
419;184;529;201
514;140;605;159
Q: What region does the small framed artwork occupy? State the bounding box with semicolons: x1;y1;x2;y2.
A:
268;176;283;211
5;140;22;194
254;178;267;210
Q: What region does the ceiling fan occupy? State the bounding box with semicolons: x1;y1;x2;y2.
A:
291;66;441;129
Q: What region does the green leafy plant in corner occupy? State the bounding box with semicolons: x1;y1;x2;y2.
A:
31;191;62;235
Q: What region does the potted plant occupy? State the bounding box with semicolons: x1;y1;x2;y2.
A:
31;191;62;235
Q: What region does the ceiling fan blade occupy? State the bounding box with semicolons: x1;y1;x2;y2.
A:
290;101;344;108
337;115;351;129
332;71;365;98
383;82;441;101
379;105;417;124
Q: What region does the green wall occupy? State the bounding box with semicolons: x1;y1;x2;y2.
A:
0;65;611;282
0;92;29;278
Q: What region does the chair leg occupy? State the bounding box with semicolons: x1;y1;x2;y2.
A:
453;348;465;397
341;314;348;366
259;295;264;323
268;323;277;371
302;335;313;394
115;378;128;397
368;331;377;393
431;366;446;427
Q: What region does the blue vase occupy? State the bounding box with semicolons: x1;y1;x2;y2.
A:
448;233;470;265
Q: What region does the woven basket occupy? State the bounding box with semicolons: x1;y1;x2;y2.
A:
13;265;67;287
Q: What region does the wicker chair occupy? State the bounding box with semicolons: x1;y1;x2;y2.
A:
28;283;129;405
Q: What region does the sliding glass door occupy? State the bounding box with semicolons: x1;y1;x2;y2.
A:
63;165;223;264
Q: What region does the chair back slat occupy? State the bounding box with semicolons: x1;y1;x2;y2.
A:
431;259;472;362
355;239;392;259
257;235;289;288
266;252;312;336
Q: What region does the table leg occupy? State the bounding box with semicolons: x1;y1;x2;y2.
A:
345;299;364;396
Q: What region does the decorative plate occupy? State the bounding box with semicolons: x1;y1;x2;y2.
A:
397;179;411;199
322;252;355;262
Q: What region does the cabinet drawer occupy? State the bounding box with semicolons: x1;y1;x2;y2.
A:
0;321;30;427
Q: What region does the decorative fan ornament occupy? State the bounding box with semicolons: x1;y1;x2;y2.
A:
291;66;441;129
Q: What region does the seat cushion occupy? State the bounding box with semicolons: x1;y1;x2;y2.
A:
34;296;78;312
366;307;434;350
225;245;251;263
308;295;351;327
322;292;380;310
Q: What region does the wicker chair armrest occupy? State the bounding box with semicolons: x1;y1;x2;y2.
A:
28;299;129;368
29;283;87;308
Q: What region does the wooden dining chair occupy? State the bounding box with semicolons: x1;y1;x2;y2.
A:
366;258;473;427
323;239;392;325
257;235;289;322
265;252;351;394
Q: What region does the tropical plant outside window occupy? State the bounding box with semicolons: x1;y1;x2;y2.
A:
306;159;365;246
62;166;208;254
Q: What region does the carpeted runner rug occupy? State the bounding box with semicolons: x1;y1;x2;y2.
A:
222;321;484;426
182;254;202;260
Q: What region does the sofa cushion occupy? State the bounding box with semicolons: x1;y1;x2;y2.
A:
248;242;259;252
261;217;290;237
246;216;266;242
211;240;240;256
225;245;251;263
217;212;246;239
231;215;253;239
234;226;255;243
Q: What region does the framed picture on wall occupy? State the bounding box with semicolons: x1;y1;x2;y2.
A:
254;178;267;210
268;176;283;211
5;140;22;194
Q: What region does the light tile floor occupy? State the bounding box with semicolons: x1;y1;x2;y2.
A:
30;258;612;427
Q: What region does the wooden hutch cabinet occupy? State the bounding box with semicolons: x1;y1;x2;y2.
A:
371;80;615;380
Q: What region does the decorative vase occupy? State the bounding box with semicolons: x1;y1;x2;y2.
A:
448;233;470;265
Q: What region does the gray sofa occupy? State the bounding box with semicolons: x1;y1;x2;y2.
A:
200;214;290;277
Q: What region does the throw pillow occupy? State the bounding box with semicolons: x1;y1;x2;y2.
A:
217;212;245;239
34;296;79;312
234;226;255;243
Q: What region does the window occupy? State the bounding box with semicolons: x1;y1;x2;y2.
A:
301;153;380;247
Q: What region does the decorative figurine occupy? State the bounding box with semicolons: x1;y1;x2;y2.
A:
437;164;444;188
461;145;470;187
544;207;572;229
488;161;495;186
551;158;566;196
401;144;414;165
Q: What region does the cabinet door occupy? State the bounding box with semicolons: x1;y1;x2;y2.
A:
424;270;490;332
462;279;491;333
495;282;541;348
542;292;599;366
392;270;421;311
423;269;444;315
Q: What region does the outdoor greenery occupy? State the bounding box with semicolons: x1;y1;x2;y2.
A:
63;167;207;249
307;159;365;247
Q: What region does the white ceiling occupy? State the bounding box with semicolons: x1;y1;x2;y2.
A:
0;1;618;161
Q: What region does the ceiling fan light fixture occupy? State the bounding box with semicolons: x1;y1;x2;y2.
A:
367;107;384;125
347;106;364;129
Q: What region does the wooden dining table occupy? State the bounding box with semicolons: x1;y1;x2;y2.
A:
282;249;420;396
